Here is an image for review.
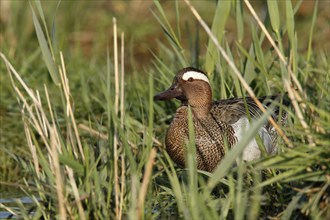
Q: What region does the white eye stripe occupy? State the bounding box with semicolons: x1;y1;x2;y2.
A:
182;71;210;84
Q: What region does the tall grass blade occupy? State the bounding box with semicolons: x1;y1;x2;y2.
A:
225;41;242;96
112;17;120;219
242;45;257;86
205;0;231;74
285;0;295;45
267;0;280;34
236;0;244;43
159;153;186;217
251;25;267;80
58;154;84;176
152;0;182;49
148;71;154;149
30;4;60;85
175;0;181;41
234;160;248;219
50;126;67;219
137;148;157;219
285;0;298;76
248;169;262;219
282;190;305;220
186;105;198;218
306;0;318;63
34;0;56;57
256;167;306;188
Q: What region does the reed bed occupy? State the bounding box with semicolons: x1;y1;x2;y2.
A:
0;1;329;219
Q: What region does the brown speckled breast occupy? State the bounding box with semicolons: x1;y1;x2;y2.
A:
165;106;236;172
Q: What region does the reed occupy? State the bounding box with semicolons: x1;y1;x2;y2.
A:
0;0;329;219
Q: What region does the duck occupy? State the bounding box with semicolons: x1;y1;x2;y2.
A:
154;67;288;172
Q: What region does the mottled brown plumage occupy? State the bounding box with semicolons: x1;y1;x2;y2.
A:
154;67;288;172
165;105;236;171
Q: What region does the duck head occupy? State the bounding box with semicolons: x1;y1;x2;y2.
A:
154;67;212;116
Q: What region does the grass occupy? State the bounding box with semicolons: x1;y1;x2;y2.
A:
0;0;329;219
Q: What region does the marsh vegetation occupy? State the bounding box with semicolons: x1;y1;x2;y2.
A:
0;1;329;219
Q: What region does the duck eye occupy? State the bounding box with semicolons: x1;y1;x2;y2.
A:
188;77;194;82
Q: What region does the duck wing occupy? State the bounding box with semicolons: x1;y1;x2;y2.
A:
210;95;289;125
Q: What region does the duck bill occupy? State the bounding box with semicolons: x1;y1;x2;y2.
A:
154;86;184;101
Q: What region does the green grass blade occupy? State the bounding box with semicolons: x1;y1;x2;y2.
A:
285;0;295;44
256;167;306;188
267;0;280;33
281;190;305;220
251;25;265;69
205;0;231;74
175;0;181;41
159;152;186;217
59;154;84;176
248;169;262;219
186;105;199;219
236;0;244;43
306;0;318;63
234;161;248;219
152;0;182;49
34;0;54;55
147;71;154;149
30;5;60;85
242;45;256;85
226;41;242;96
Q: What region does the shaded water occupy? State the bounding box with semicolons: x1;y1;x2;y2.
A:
0;189;36;219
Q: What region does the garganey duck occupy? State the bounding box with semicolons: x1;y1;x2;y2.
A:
154;67;288;172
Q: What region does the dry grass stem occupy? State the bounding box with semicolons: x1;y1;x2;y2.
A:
113;17;120;220
0;204;17;218
137;148;157;219
2;54;52;151
119;155;126;219
66;166;86;219
77;123;143;150
50;126;67;219
12;85;52;153
78;124;108;140
36;90;48;138
120;32;125;128
44;84;62;153
1;53;41;105
44;84;56;125
119;32;126;219
152;137;162;146
23;116;40;177
59;52;86;160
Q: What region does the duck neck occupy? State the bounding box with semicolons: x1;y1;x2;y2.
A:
188;93;212;119
190;103;211;119
186;85;212;119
